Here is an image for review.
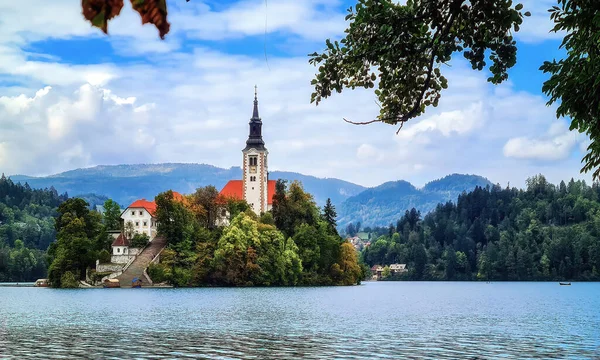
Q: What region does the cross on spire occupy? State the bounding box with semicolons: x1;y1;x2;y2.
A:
254;85;258;100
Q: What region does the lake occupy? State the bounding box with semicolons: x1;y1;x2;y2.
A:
0;282;598;359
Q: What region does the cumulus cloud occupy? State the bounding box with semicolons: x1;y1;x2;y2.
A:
0;0;591;189
503;121;584;161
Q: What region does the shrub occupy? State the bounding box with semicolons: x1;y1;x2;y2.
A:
131;233;150;248
98;249;111;263
60;271;80;288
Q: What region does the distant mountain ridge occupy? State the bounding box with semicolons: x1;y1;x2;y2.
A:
10;166;492;228
337;174;493;228
10;163;366;209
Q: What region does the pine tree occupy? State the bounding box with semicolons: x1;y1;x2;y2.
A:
322;198;337;230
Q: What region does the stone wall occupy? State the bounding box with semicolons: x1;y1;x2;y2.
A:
96;262;124;273
112;255;134;264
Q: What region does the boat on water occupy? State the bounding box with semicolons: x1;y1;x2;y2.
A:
103;279;121;288
34;279;49;287
132;277;142;288
559;282;571;286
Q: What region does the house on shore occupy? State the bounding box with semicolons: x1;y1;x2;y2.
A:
390;263;408;275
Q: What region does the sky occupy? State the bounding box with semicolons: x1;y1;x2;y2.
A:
0;0;592;188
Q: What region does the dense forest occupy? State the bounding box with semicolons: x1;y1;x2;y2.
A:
148;180;365;287
0;174;68;281
360;175;600;281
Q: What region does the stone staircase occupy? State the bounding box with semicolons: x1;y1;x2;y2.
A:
117;236;167;287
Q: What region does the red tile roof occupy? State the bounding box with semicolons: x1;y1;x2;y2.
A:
219;179;276;205
126;199;157;216
123;191;185;217
111;233;130;247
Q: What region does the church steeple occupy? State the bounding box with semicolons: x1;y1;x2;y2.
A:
244;85;266;151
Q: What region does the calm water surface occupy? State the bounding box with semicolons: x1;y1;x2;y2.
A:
1;282;599;359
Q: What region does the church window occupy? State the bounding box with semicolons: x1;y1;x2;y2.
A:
221;209;227;217
249;156;258;166
117;248;121;253
250;176;256;182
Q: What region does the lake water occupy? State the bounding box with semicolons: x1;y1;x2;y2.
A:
0;282;599;359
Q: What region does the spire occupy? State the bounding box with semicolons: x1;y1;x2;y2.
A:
252;85;260;120
244;85;266;151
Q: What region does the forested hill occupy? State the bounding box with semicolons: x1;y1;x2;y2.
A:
0;175;67;281
338;174;492;228
361;175;600;281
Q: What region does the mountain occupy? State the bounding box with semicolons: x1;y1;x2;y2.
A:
337;174;493;228
9;163;366;208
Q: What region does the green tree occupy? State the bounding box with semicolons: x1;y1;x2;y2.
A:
102;199;122;231
155;190;191;245
322;198;338;231
540;1;600;178
309;0;529;131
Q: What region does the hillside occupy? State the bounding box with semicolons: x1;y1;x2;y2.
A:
10;163;366;208
337;174;493;227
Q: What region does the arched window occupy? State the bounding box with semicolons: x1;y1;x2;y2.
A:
117;248;121;253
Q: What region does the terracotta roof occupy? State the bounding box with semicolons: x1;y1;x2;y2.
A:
218;179;276;205
111;233;130;247
126;199;157;216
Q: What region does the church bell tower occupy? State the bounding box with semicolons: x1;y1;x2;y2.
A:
243;86;269;215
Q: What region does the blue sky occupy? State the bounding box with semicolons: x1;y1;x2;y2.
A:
0;0;592;188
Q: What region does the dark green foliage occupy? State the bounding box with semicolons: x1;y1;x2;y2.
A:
98;249;111;263
361;175;600;281
48;198;107;287
130;233;149;248
60;271;80;288
540;0;600;179
322;198;338;231
309;0;529;129
102;199;122;231
155;190;191;245
0;175;67;281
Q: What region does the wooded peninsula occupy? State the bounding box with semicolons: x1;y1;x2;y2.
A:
1;174;599;285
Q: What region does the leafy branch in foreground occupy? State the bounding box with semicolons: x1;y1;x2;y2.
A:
540;0;600;179
309;0;530;133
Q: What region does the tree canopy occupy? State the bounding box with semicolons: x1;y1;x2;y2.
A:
361;175;600;281
309;0;530;132
149;181;365;287
310;0;600;179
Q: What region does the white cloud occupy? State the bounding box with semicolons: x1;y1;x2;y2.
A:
0;0;592;190
503;121;584;161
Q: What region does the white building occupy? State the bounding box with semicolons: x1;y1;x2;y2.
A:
390;263;408;274
110;233;140;264
120;199;158;239
218;87;275;221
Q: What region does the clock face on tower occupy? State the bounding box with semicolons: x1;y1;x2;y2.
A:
250;166;257;174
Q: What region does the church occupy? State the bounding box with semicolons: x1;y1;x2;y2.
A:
218;88;276;222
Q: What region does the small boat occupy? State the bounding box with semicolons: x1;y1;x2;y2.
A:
34;279;49;287
103;279;121;288
559;282;571;286
132;277;142;288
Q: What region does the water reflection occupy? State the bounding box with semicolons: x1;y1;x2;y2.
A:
1;282;599;359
